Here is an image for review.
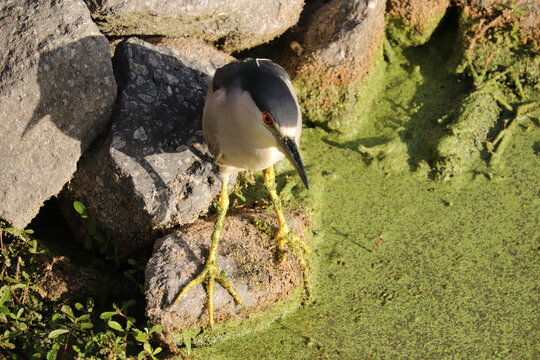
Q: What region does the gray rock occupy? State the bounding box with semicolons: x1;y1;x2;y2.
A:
86;0;305;53
281;0;386;134
146;211;308;347
60;38;234;253
0;0;116;228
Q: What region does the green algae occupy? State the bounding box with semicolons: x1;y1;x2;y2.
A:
193;124;539;359
432;10;540;180
187;11;539;360
169;284;304;349
386;10;447;48
293;47;387;136
435;88;501;180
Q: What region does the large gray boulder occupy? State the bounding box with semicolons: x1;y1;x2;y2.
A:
281;0;387;134
0;0;116;228
146;211;308;347
85;0;305;53
60;38;233;253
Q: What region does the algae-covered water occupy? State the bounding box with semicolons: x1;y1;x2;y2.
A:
193;17;540;360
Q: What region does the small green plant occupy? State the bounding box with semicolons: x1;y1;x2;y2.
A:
73;200;119;265
0;223;164;359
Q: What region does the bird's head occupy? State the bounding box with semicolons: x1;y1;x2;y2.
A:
238;59;309;189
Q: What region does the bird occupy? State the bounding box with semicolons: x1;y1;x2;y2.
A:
171;58;310;329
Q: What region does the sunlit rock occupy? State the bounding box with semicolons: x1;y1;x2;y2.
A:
60;38;233;254
0;0;116;228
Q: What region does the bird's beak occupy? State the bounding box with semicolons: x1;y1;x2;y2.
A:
276;135;309;190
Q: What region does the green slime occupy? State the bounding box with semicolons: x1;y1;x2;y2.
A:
192;16;540;360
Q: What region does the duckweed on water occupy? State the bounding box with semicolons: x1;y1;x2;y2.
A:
194;11;539;360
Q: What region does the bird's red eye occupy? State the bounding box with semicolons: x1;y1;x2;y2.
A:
262;113;273;125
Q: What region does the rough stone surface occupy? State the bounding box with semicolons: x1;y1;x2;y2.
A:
85;0;304;53
280;0;387;134
60;38;234;253
146;211;308;347
386;0;451;47
0;0;116;228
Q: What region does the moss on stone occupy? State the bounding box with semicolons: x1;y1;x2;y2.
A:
170;283;304;348
293;46;387;135
435;88;501;180
386;11;447;47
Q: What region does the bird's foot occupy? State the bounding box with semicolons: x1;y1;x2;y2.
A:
171;260;243;329
253;217;312;298
275;226;311;263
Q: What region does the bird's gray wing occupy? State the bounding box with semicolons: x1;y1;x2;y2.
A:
202;86;226;162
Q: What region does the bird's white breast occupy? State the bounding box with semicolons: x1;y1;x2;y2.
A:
203;87;294;172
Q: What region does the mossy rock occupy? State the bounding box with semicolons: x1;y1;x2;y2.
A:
386;0;451;47
294;47;387;135
145;211;310;348
435;89;501;180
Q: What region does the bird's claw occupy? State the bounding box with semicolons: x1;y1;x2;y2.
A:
276;229;310;263
171;261;243;329
253;217;312;298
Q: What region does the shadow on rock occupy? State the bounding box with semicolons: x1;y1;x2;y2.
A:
23;36;116;149
59;38;232;256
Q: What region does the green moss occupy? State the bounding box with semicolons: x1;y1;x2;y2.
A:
195;124;540;359
386;9;448;47
435;88;501;180
431;10;540;180
171;284;304;349
293;46;387;136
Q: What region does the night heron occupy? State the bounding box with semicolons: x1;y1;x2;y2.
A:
171;58;310;328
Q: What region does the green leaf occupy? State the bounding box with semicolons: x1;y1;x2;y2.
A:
46;350;57;360
143;342;152;353
108;320;123;331
100;311;117;320
76;314;90;322
235;191;246;202
0;306;10;315
134;330;148;342
0;286;10;306
73;201;87;217
60;305;73;318
93;233;105;244
24;229;34;234
74;302;84;311
47;343;60;360
153;347;162;355
48;328;69;339
123;270;136;282
150;325;163;334
79;322;93;330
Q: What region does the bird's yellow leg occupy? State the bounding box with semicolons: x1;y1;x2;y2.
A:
171;177;242;329
262;166;311;262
